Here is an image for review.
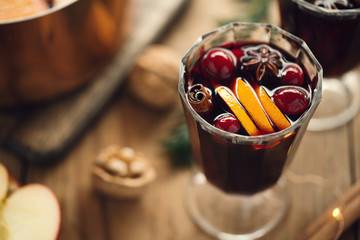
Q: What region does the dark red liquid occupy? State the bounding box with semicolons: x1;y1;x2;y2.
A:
278;0;360;77
188;114;298;194
182;42;315;195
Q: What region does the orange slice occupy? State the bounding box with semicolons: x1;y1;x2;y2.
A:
216;86;261;136
235;78;275;134
255;86;291;131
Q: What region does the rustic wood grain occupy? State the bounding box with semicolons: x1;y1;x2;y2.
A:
1;0;360;240
268;128;353;239
350;77;360;240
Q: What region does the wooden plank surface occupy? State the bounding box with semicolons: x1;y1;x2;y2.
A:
0;0;359;239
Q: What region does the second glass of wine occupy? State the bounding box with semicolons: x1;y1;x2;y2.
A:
278;0;360;131
179;22;322;239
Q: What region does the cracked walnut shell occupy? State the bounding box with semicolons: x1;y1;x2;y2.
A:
128;44;181;110
93;145;156;199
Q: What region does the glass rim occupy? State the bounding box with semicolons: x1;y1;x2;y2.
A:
178;22;323;143
291;0;360;16
0;0;77;25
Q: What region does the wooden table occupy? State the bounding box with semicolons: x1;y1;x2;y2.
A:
1;0;360;239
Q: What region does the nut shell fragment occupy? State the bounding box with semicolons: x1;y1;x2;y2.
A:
104;157;128;176
93;145;156;199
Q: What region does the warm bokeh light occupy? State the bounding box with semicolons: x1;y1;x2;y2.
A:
332;208;342;220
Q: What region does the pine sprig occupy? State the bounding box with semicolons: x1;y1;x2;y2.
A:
163;121;192;167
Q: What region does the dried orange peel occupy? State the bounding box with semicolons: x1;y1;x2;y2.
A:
255;86;291;131
216;86;261;136
235;78;275;134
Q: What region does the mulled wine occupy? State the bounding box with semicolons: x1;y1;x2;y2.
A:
278;0;360;77
181;38;319;194
179;22;322;239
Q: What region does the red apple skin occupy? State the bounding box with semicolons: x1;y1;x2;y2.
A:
0;163;9;201
7;174;21;193
0;163;21;198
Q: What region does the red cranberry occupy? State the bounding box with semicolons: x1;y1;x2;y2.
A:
201;48;236;80
213;113;241;133
231;48;244;62
273;87;310;116
280;64;304;87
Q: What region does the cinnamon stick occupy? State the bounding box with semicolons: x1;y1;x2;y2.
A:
187;84;213;114
297;180;360;240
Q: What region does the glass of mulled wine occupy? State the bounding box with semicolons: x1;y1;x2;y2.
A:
178;22;322;240
278;0;360;131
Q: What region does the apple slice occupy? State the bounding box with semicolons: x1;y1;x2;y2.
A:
0;214;9;240
2;184;61;240
0;163;9;202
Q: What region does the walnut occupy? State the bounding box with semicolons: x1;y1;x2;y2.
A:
128;44;181;110
93;145;156;199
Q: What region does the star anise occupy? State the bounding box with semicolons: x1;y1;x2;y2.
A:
313;0;348;9
242;46;282;82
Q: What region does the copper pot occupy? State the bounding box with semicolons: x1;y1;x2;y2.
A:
0;0;131;107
